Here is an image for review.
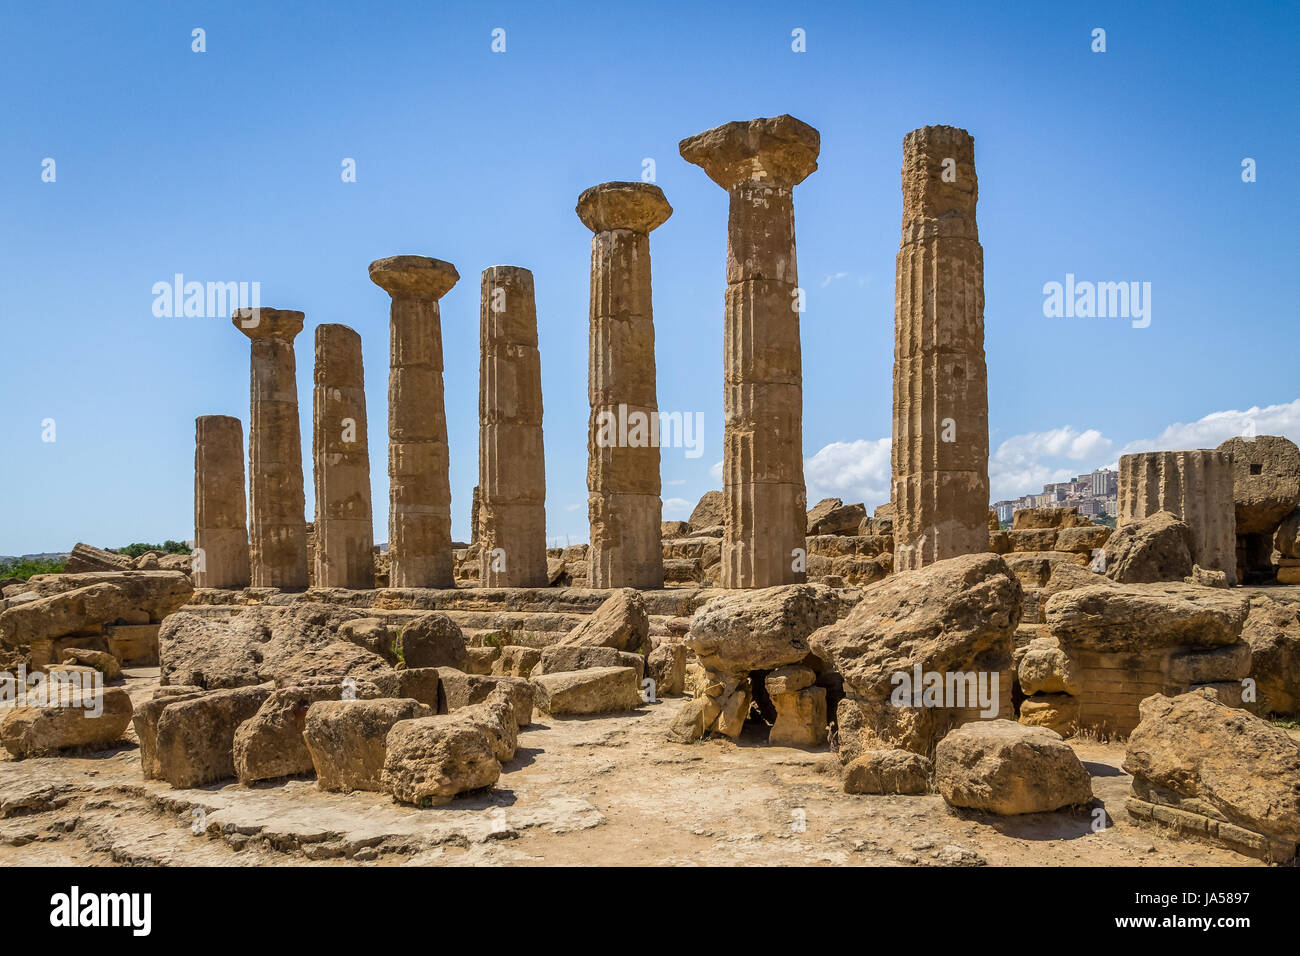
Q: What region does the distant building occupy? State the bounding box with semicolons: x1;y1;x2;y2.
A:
997;467;1118;524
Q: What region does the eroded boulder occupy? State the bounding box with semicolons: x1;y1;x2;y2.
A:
935;719;1092;814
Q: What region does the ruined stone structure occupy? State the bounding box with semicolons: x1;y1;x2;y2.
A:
193;414;251;589
1217;436;1300;583
312;324;375;589
680;115;817;588
369;256;459;589
233;307;309;589
477;265;548;587
889;126;989;571
576;182;671;589
1116;450;1237;585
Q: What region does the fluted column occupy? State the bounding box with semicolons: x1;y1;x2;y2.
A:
680;115;817;588
193;414;250;589
1117;449;1237;583
577;182;671;589
890;126;990;571
368;256;459;589
313;323;375;589
233;307;308;589
477;266;548;587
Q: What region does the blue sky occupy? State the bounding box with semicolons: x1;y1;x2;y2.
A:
2;0;1297;554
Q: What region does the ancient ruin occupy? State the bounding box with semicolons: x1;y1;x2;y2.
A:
890;126;990;571
192;415;250;590
680;115;817;589
2;111;1299;874
477;266;548;588
577;182;671;589
1116;449;1237;584
312;324;375;589
369;256;459;589
233;307;309;590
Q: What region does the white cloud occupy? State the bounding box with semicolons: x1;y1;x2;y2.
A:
989;426;1113;501
664;478;686;486
1118;399;1300;456
803;438;892;509
662;497;691;518
709;460;723;482
819;271;848;288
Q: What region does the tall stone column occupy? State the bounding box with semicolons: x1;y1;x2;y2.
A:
577;182;671;589
680;115;818;588
889;126;990;572
193;414;251;589
477;266;548;587
368;256;459;589
313;323;375;589
233;307;309;589
1117;449;1237;583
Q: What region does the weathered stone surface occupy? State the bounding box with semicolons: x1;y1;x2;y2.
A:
1102;511;1195;583
133;687;205;779
59;647;121;681
1044;583;1249;653
681;116;817;588
1018;694;1079;737
1124;690;1300;844
193;415;250;588
304;697;432;792
0;685;133;757
935;719;1092;814
1117;451;1236;584
1012;507;1086;531
271;641;394;688
559;588;649;655
810;554;1019;700
1276;509;1300;559
1241;596;1300;716
808;503;866;537
381;716;501;806
478;266;548;587
891;126;988;572
768;684;827;747
233;307;309;589
536;645;644;683
688;584;839;675
646;642;686;697
0;572;193;649
435;671;534;727
1217;436;1300;535
1186;565;1230;588
234;683;379;784
1054;525;1112;554
842;749;931;795
155;685;272;788
765;664;816;695
578;183;670;589
531;666;641;716
370;255;459;588
1018;639;1081;696
337;617;397;664
492;645;542;678
159;603;367;689
312;324;375;589
63;542;134;574
688;491;724;531
398;612;467;670
805;497;843;533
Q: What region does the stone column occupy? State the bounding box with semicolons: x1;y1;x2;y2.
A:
477;266;548;587
1117;449;1237;584
680;115;818;588
313;323;375;589
889;126;990;571
576;182;671;589
233;307;309;589
368;256;459;589
193;414;250;589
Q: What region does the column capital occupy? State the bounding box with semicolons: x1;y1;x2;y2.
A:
232;307;304;341
679;114;819;190
369;255;459;299
576;182;672;234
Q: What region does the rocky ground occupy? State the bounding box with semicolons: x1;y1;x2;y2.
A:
0;667;1267;867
